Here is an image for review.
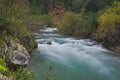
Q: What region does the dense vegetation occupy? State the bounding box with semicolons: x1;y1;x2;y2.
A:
23;0;120;52
58;12;97;37
0;0;37;79
56;0;120;52
28;0;120;51
95;2;120;49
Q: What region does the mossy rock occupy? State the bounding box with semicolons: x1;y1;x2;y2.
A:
17;33;37;52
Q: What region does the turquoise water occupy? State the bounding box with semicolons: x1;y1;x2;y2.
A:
29;28;120;80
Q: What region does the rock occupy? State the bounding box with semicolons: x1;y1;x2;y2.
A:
93;29;120;51
115;46;120;53
0;74;9;80
48;66;52;71
32;49;40;54
10;43;30;66
17;35;38;52
0;42;8;60
10;39;17;49
47;41;52;45
0;74;14;80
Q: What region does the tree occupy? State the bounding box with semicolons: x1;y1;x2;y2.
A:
97;2;120;34
85;0;114;12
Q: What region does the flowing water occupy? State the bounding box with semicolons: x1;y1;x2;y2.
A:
29;28;120;80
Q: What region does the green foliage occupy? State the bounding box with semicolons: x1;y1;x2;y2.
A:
84;12;98;32
29;0;120;14
0;0;28;19
11;67;33;80
58;12;78;36
0;58;5;66
58;0;120;38
0;0;30;37
57;0;75;10
0;58;34;80
72;0;88;12
0;18;8;26
97;2;120;34
0;65;7;72
28;15;42;26
0;58;8;73
29;0;52;14
0;1;36;79
29;0;75;14
84;0;114;13
28;14;53;27
58;12;97;37
40;14;53;27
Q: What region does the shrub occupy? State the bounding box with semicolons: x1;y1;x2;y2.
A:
0;0;30;37
58;12;79;36
11;67;33;80
40;14;53;27
58;12;97;37
84;0;114;13
97;2;120;37
94;2;120;48
28;14;53;27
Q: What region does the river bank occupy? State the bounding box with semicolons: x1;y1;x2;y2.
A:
0;28;37;79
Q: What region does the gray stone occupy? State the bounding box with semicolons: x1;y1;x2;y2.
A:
0;74;8;80
47;41;52;45
10;39;17;49
10;43;30;66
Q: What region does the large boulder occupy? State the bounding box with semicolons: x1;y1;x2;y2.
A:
0;35;37;67
10;43;30;66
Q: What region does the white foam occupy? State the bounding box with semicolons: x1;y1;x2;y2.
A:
36;28;120;78
40;28;57;32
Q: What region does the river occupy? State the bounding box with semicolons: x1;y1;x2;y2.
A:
29;28;120;80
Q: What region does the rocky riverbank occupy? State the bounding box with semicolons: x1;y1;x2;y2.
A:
0;31;37;79
92;24;120;54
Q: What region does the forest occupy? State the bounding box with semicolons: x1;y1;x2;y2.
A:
0;0;120;80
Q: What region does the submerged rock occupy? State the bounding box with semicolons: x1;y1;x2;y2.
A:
48;65;52;71
47;41;52;45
